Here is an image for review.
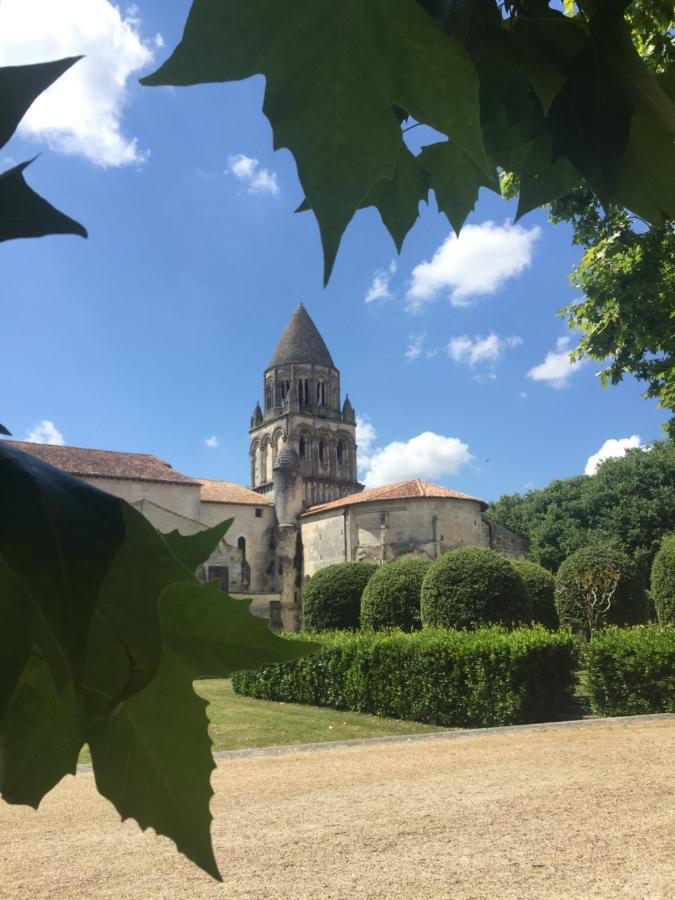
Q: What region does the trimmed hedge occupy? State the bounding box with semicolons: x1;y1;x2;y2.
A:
360;556;431;631
302;561;377;631
232;626;579;728
651;534;675;625
585;625;675;716
555;544;650;636
512;559;558;629
420;547;530;629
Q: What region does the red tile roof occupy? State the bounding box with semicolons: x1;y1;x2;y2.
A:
302;479;486;516
3;440;200;486
197;478;272;506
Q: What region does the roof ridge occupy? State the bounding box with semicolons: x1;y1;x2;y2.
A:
4;439;157;459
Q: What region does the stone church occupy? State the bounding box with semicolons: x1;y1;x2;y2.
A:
6;304;527;630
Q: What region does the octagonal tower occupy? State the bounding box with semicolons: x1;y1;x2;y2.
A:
249;303;361;508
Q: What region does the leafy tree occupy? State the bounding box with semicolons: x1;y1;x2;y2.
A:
489;441;675;576
538;4;674;432
554;543;650;637
143;0;675;282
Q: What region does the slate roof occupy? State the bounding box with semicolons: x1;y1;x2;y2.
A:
3;439;200;485
268;303;335;369
302;479;487;516
197;478;273;506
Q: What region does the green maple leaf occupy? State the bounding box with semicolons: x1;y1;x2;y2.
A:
0;59;87;242
142;0;487;282
419;140;500;233
515;134;583;220
0;444;318;877
88;582;319;880
162;518;233;572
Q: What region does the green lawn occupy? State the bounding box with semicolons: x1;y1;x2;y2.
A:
197;679;440;751
78;680;440;765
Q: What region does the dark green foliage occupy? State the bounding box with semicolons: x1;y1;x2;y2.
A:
651;533;675;624
585;625;675;715
233;627;579;728
488;441;675;577
555;544;650;636
302;562;377;631
360;556;431;631
511;559;558;629
420;547;530;629
145;0;675;282
0;443;316;878
0;59;87;243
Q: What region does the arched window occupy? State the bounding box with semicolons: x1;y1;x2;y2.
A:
336;440;344;465
303;379;309;404
317;380;325;406
265;384;272;410
319;439;326;464
237;536;246;559
299;436;306;460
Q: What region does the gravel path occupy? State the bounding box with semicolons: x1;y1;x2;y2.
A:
1;717;673;899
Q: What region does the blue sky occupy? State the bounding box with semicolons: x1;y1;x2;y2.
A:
0;1;665;502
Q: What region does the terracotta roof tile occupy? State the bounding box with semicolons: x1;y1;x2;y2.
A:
302;479;486;516
197;478;273;506
3;440;200;486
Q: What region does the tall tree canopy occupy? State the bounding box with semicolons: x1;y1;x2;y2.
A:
488;440;675;576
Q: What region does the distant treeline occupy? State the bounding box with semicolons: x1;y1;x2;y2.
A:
488;441;675;578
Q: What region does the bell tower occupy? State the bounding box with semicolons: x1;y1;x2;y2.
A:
249;303;362;508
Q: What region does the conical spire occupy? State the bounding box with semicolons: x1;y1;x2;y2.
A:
342;394;355;423
268;303;334;369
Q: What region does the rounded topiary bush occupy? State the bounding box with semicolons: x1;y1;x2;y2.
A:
360;556;431;631
555;544;650;636
420;547;530;629
651;534;675;625
302;561;377;631
511;559;558;629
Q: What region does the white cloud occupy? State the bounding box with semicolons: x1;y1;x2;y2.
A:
448;333;522;368
361;431;472;488
227;154;280;195
205;435;219;449
0;0;156;167
405;332;427;362
585;435;642;476
365;259;397;303
406;221;541;311
356;414;377;471
517;391;528;399
26;420;64;445
357;415;471;488
527;336;586;389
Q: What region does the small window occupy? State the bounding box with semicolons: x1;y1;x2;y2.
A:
299;436;306;460
319;439;326;464
255;508;263;518
237;536;246;558
337;440;344;465
208;565;229;591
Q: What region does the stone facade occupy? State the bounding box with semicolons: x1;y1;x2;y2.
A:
6;303;528;630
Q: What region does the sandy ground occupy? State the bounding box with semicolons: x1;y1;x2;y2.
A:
0;717;673;900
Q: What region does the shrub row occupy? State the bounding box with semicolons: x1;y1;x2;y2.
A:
584;625;675;716
233;626;579;728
